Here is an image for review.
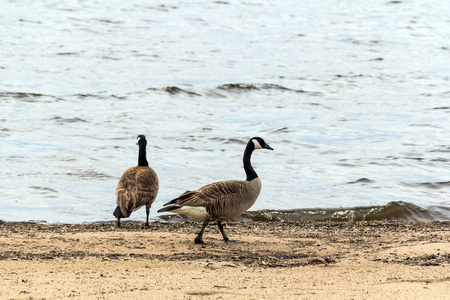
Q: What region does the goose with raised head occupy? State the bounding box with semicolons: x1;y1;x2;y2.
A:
157;137;273;244
113;135;159;228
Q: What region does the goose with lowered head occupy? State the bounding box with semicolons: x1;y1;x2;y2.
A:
113;135;159;228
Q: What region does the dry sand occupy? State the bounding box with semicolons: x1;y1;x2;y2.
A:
1;221;449;299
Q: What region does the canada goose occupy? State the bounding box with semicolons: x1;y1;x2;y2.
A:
157;137;273;244
113;135;159;228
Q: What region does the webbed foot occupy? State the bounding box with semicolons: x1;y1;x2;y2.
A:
224;239;243;244
194;237;209;245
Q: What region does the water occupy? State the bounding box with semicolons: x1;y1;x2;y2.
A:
1;0;449;223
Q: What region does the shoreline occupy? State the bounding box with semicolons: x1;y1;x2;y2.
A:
1;221;449;299
2;200;450;224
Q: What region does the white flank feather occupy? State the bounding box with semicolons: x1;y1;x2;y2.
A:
171;206;208;222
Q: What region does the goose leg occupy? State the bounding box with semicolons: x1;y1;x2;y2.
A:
143;206;150;229
195;219;210;245
116;217;121;227
217;221;242;243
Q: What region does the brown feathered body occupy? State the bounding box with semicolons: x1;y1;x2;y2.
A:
115;166;159;218
159;177;261;222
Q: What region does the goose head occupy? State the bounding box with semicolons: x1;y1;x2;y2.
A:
136;135;147;146
251;137;274;150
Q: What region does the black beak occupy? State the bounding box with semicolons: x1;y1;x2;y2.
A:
263;144;274;150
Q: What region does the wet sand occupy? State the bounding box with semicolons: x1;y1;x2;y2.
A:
1;221;449;299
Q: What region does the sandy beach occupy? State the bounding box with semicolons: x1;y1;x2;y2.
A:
1;220;449;299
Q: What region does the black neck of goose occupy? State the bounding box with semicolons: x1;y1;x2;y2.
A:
138;144;149;167
243;142;258;181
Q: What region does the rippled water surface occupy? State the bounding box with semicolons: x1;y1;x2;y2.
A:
1;0;449;223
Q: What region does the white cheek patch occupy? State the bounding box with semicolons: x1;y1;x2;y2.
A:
136;137;141;145
252;139;262;149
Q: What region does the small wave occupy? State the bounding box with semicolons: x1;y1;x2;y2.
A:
222;138;246;145
0;92;61;102
429;146;450;153
403;181;450;190
56;52;79;56
241;202;450;222
71;93;128;100
146;4;178;12
216;83;313;94
65;171;114;180
163;86;201;96
177;146;198;151
29;186;58;193
263;127;293;134
409;123;442;129
335;73;367;78
0;92;45;98
346;178;375;184
73;93;109;99
209;137;248;145
203;90;227;98
0;127;10;137
142;83;321;97
260;83;306;92
93;18;123;24
51;116;87;123
217;83;259;91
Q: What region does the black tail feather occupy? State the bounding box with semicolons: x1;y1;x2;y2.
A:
113;206;123;218
157;205;181;213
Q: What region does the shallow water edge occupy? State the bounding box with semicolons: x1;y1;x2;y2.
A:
2;201;448;224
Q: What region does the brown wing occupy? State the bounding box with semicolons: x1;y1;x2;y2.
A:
170;180;248;208
116;166;159;217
